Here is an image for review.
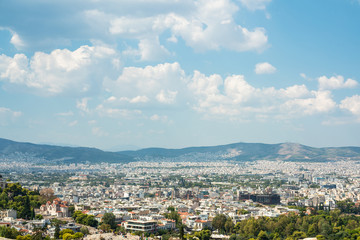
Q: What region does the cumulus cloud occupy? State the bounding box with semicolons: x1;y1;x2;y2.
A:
95;104;142;119
255;62;276;74
340;95;360;116
107;0;268;53
0;107;22;125
76;98;90;113
0;27;25;49
156;90;178;104
104;62;186;106
318;75;358;90
150;114;169;123
0;45;120;96
282;91;336;115
188;71;336;119
123;37;171;61
92;127;109;137
238;0;272;10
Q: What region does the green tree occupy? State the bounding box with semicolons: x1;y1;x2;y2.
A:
212;214;227;233
257;230;269;240
102;212;116;229
85;214;98;227
225;218;234;234
80;226;89;235
99;223;111;232
54;223;60;239
73;232;84;239
316;235;326;240
291;231;306;240
179;224;185;240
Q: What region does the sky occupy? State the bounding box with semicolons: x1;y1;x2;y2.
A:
0;0;360;150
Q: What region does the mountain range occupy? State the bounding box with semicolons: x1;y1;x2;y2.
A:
0;137;360;164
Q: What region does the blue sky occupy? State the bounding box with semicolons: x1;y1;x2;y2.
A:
0;0;359;150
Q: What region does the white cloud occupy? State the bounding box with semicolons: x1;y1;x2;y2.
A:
10;32;25;49
188;71;336;119
255;62;276;74
0;27;25;49
0;107;22;125
279;85;310;99
104;62;185;106
108;0;268;53
340;95;360;116
95;104;142;118
92;127;109;137
239;0;272;10
123;37;171;61
150;114;169;123
68;120;78;127
156;90;178;104
56;111;74;117
282;91;336;115
318;75;358;90
0;45;120;96
76;98;90;113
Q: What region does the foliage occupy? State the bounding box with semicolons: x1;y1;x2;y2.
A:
59;229;74;239
0;225;20;239
337;199;360;214
186;230;211;240
80;226;89;235
39;188;56;203
54;223;60;239
0;183;41;220
35;214;43;220
164;210;182;226
99;223;111;232
101;212;116;229
230;210;360;240
72;210;98;227
62;232;83;240
212;214;227;233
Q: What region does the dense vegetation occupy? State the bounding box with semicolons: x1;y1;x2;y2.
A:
72;210;98;227
0;183;41;219
226;210;360;240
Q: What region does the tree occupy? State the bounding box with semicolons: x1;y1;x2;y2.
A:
165;210;182;226
212;214;227;233
73;232;84;239
54;223;60;239
99;223;111;232
59;229;74;239
167;206;175;212
80;226;90;235
291;231;306;240
316;235;326;240
102;212;116;229
257;230;269;240
39;188;55;203
20;195;31;219
179;224;185;240
85;214;98;227
225;218;234;234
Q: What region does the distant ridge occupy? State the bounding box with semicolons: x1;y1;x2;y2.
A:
0;137;360;164
120;142;360;162
0;138;133;164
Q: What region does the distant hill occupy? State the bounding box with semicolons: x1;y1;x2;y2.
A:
0;138;133;164
0;137;359;164
120;142;360;162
